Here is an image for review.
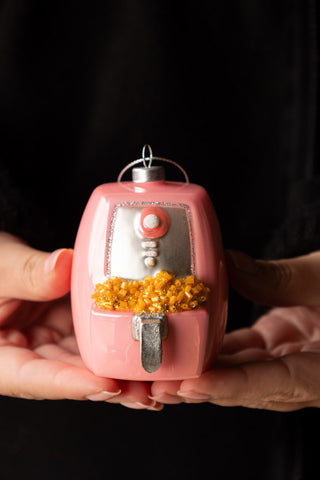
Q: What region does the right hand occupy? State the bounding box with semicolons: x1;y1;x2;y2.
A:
151;250;320;410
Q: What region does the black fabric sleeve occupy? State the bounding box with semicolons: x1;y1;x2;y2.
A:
264;178;320;259
0;163;46;247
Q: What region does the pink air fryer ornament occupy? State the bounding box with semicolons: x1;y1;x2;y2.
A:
71;146;228;380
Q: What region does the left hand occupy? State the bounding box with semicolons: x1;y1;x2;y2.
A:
0;232;161;410
150;250;320;411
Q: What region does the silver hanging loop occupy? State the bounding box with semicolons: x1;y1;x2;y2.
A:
141;144;153;168
117;145;190;183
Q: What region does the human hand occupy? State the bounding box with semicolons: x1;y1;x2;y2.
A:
150;250;320;410
0;232;161;410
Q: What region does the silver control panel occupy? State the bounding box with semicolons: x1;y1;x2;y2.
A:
105;201;194;279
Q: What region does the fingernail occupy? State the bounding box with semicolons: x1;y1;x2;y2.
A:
225;250;258;275
121;402;147;409
137;400;163;411
148;395;163;402
149;393;182;404
121;400;163;411
147;402;164;411
177;390;212;401
86;389;121;401
44;249;67;274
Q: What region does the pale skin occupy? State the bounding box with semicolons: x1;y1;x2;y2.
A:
0;232;161;410
151;250;320;410
2;230;320;411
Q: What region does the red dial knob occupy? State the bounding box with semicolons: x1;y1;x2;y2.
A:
138;207;169;239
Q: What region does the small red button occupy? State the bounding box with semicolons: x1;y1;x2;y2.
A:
138;207;169;238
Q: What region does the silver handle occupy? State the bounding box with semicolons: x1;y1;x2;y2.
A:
132;313;167;373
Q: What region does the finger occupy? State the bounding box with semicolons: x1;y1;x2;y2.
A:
34;343;162;410
217;349;274;365
177;352;320;411
58;336;80;354
0;232;73;301
40;296;73;336
300;340;320;353
220;328;266;354
150;380;183;404
1;295;72;334
0;298;22;323
108;380;163;411
34;343;85;368
25;325;63;349
0;329;28;348
225;249;320;307
252;306;320;352
0;345;121;401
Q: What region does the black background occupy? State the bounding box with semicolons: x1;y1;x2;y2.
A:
0;1;319;479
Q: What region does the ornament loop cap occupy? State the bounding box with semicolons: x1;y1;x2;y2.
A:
117;145;189;184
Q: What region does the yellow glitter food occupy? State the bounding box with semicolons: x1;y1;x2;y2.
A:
92;270;210;313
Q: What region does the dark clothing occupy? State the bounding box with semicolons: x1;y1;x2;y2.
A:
0;1;319;478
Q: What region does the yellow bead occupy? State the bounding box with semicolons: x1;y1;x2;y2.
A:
92;270;209;313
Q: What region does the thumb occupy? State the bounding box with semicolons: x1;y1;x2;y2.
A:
225;249;320;307
0;232;73;301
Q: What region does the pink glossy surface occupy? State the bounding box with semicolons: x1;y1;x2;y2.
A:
90;307;209;380
71;179;228;380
